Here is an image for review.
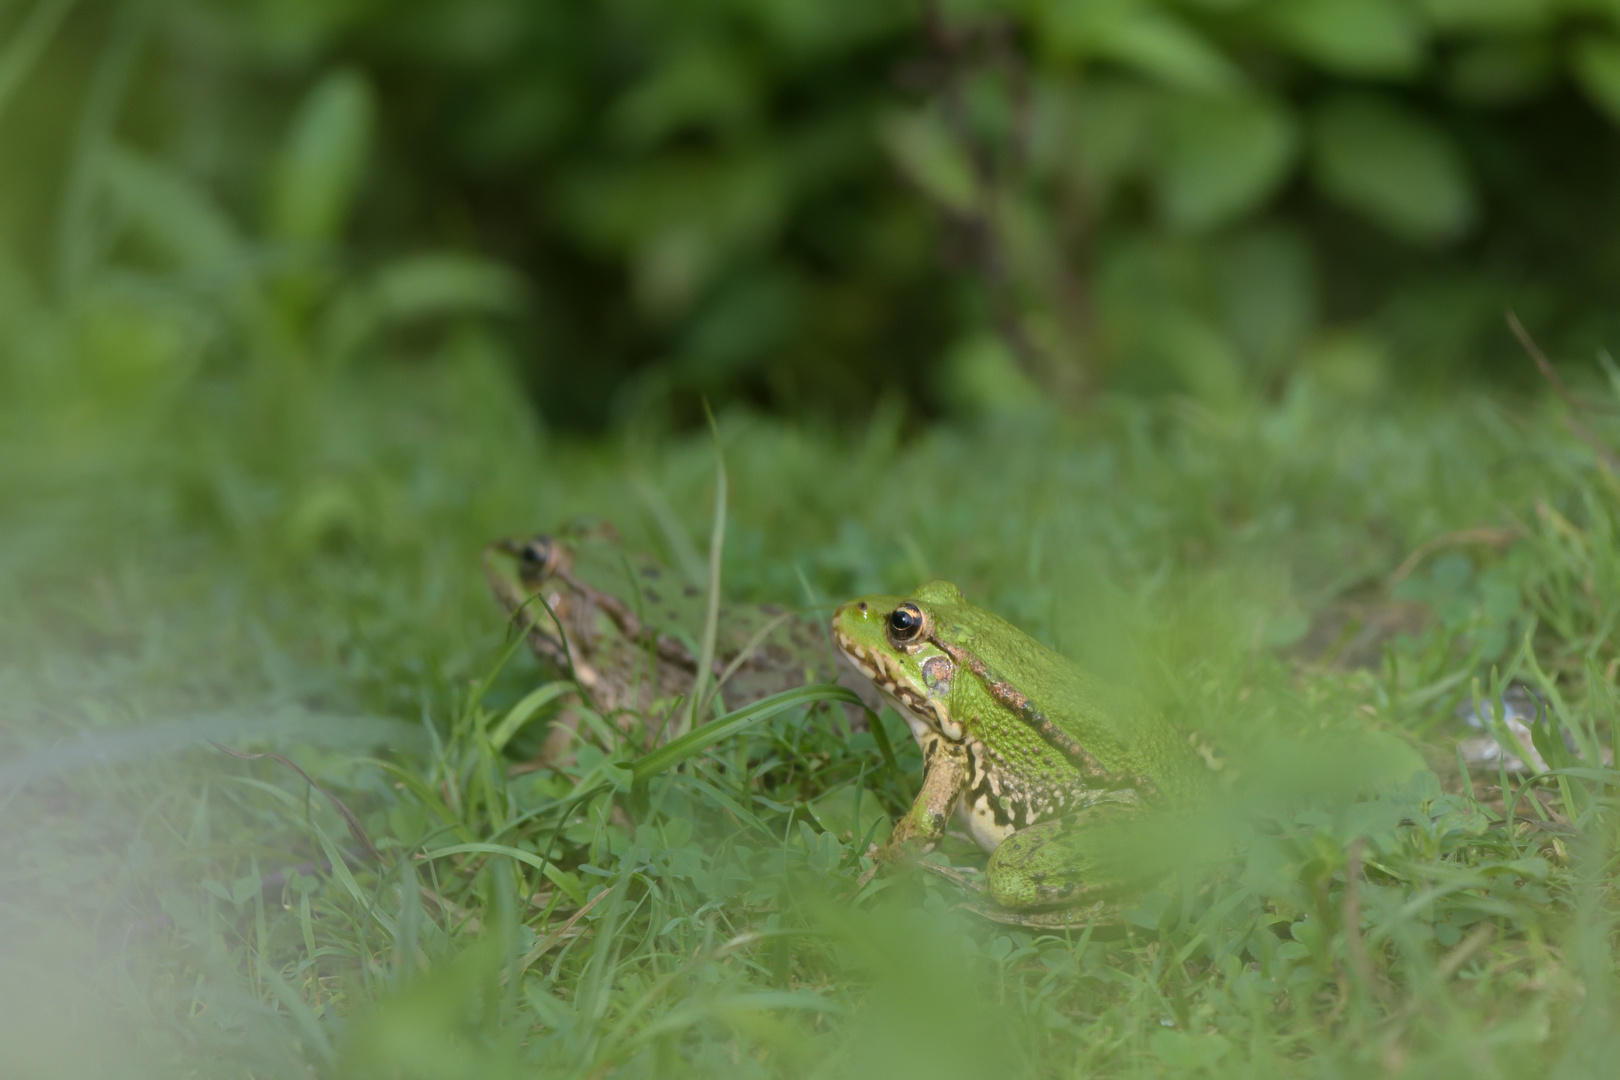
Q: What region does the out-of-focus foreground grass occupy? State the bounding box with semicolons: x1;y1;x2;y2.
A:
6;227;1620;1077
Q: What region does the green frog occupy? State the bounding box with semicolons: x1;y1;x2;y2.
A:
485;521;848;762
832;580;1215;926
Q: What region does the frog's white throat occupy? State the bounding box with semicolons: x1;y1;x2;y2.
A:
835;630;1029;853
832;633;963;743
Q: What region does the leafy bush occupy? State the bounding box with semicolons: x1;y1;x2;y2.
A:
7;0;1620;427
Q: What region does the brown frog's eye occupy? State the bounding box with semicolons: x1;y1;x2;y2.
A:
886;602;926;647
519;537;558;577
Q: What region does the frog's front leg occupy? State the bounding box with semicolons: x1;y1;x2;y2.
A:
889;737;971;853
858;739;969;886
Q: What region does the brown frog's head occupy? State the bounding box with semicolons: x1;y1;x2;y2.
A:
483;520;623;620
483;531;598;676
497;533;570;589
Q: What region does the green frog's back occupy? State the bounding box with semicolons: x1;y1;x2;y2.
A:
913;581;1205;796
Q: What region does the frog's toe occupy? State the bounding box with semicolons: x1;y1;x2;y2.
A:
917;859;986;895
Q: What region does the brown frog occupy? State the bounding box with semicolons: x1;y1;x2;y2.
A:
484;521;855;764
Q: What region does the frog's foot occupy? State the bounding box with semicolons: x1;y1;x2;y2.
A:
854;860;881;890
855;834;940;890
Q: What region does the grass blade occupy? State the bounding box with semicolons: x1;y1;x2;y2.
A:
678;407;728;738
0;0;79;124
630;683;864;784
489;681;575;752
699;610;793;720
630;474;707;585
212;741;382;862
418;841;584;904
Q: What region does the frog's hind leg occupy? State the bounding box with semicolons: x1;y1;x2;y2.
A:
984;808;1140;913
916;852;1118;930
914;814;1139;930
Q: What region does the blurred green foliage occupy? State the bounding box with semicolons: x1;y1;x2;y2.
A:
8;0;1620;429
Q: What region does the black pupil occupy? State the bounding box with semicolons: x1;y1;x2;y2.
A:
523;543;547;564
889;606;921;636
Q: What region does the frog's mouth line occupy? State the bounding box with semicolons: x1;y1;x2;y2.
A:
831;629;957;740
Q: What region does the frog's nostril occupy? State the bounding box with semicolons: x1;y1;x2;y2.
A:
858;602;867;613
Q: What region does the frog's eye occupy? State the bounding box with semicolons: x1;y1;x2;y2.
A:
519;537;558;576
886;602;926;647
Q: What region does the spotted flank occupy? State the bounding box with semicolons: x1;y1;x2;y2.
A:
958;736;1140;848
923;633;1114;780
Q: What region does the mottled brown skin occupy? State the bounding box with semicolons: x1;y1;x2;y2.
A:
485;521;844;763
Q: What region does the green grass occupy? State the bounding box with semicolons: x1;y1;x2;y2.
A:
4;319;1620;1078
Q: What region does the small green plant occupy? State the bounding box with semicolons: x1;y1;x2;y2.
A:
9;0;1620;421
